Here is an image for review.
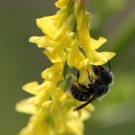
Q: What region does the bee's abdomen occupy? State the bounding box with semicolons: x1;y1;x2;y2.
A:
71;83;90;101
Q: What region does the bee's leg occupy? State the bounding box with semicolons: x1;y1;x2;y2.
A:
76;69;80;83
73;95;97;111
108;60;111;72
106;60;111;72
87;70;93;84
73;68;80;83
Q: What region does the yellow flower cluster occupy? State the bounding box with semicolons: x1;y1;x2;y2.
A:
16;0;116;135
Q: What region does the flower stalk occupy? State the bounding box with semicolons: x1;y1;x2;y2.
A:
16;0;116;135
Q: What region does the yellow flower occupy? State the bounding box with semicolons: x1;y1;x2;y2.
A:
67;39;89;70
41;63;65;82
18;108;54;135
16;0;116;135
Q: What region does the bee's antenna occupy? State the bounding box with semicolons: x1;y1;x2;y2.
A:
76;70;80;83
105;60;111;72
108;60;111;72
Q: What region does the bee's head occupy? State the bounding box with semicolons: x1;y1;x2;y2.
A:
92;65;105;76
93;65;113;84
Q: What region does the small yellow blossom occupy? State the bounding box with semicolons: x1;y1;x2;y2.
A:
41;63;65;82
16;0;116;135
67;39;89;70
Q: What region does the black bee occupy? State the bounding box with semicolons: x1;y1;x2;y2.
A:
71;61;113;111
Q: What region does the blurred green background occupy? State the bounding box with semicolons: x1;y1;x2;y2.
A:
0;0;135;135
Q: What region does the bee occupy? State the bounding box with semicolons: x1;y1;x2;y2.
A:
71;61;113;111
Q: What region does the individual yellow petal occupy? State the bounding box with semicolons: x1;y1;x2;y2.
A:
99;52;116;60
90;37;107;50
16;97;37;114
22;81;51;97
67;40;89;70
87;50;114;65
41;63;64;82
45;14;59;25
55;0;71;8
36;17;57;38
22;81;39;95
29;36;61;50
78;70;90;84
29;36;45;46
36;81;53;93
44;46;67;63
